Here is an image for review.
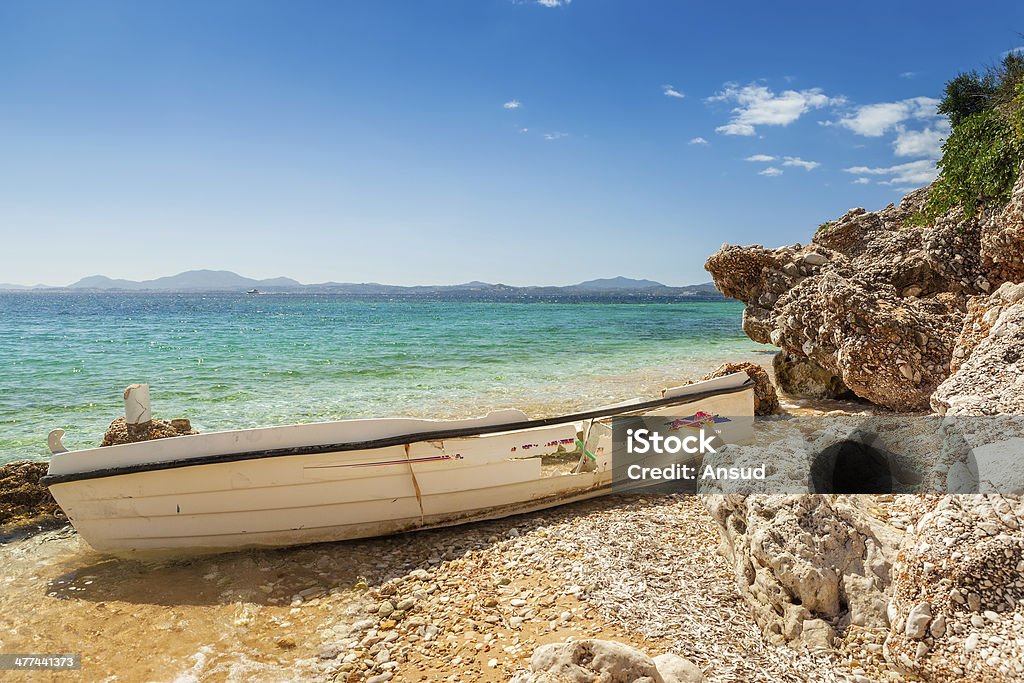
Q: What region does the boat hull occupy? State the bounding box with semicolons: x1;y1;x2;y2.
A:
45;374;754;555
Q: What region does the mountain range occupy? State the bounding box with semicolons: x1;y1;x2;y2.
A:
0;270;723;298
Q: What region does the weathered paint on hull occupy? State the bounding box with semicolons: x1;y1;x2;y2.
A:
46;374;754;555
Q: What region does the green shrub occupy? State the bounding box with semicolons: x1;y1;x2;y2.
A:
924;109;1022;219
916;53;1024;222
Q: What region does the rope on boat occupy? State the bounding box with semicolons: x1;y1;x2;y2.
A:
575;438;598;461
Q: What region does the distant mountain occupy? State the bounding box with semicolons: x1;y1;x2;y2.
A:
70;275;142;290
0;282;50;290
570;276;665;291
677;281;720;294
5;270;724;299
67;270;302;292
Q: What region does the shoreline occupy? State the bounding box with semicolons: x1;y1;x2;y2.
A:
0;375;888;683
0;348;776;466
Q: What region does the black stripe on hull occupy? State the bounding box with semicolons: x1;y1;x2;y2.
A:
42;380;753;486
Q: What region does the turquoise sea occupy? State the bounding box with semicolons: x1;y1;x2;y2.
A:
0;293;770;463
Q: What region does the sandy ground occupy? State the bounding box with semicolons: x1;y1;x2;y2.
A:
0;491;872;683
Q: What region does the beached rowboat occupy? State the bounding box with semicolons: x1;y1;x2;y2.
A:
42;373;754;555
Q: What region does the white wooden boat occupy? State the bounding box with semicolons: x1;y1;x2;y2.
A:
42;373;754;555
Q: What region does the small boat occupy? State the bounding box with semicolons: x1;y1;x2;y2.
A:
245;288;259;295
42;373;754;555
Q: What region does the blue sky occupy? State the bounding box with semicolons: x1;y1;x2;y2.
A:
2;0;1023;287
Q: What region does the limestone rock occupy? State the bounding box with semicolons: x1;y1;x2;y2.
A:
702;494;899;647
884;495;1024;681
932;292;1024;416
904;601;931;640
772;350;850;400
527;639;665;683
100;416;198;447
0;460;62;526
652;653;704;683
701;361;779;415
702;180;1011;411
982;171;1024;284
947;282;1024;374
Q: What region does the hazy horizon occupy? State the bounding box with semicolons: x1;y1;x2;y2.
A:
0;269;712;290
3;1;1022;286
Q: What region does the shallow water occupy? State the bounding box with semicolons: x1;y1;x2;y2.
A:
0;525;385;682
0;293;770;462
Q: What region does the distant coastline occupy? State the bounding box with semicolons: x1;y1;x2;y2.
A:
0;270;725;300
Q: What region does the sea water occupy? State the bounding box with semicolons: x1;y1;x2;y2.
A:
0;292;770;462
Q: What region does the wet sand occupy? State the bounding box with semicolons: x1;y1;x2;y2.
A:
0;506;684;683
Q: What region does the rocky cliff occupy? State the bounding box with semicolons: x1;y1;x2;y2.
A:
705;173;1024;413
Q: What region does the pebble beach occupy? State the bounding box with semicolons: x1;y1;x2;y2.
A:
1;494;855;683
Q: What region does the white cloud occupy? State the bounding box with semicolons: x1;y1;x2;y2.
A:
759;167;783;177
836;97;940;137
519;127;529;133
707;83;842;136
662;85;685;99
716;122;756;136
535;0;570;6
853;177;870;184
893;120;950;158
745;154;776;162
689;136;709;145
1003;46;1024;57
844;159;938;186
782;156;820;170
503;100;522;110
899;71;918;79
544;131;568;141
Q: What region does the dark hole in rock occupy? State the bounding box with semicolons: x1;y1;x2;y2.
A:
811;437;895;494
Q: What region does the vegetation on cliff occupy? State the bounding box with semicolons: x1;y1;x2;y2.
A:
921;52;1024;220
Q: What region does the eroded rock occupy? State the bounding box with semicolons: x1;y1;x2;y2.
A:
772;349;850;400
701;361;779;416
703;494;899;647
702;181;1021;411
513;639;703;683
0;460;61;526
932;289;1024;416
100;417;198;446
884;495;1024;681
982;172;1024;284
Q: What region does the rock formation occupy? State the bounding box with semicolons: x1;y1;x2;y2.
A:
700;361;780;415
772;350;851;400
703;494;899;648
0;460;61;527
100;416;197;446
932;282;1024;415
704;173;1024;411
884;495;1024;681
511;639;703;683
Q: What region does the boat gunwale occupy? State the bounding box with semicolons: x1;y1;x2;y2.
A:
41;379;754;487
